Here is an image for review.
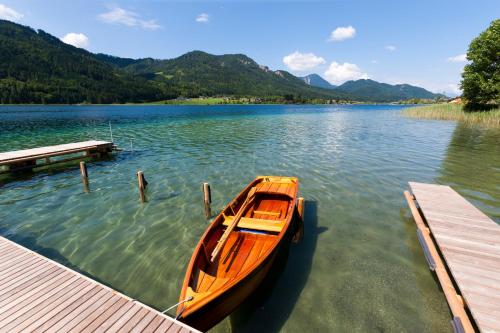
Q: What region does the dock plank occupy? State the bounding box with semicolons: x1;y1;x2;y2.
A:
0;140;115;174
1;278;87;332
21;282;97;332
409;182;500;333
0;236;199;333
0;141;112;164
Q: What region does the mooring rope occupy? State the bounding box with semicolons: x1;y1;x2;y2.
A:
161;296;194;314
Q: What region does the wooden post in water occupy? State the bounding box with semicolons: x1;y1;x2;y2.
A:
137;171;148;202
203;182;212;219
293;197;305;243
80;161;89;192
297;197;305;221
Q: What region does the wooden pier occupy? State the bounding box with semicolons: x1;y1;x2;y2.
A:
405;182;500;333
0;236;199;333
0;141;114;173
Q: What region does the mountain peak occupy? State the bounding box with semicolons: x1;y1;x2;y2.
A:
300;74;336;89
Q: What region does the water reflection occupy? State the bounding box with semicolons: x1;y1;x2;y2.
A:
437;124;500;222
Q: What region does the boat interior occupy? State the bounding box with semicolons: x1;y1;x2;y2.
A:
188;179;296;296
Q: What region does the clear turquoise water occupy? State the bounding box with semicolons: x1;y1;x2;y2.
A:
0;105;498;332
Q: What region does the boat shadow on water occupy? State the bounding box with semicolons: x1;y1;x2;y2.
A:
228;200;324;333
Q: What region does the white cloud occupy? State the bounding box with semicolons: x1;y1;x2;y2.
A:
328;26;356;42
324;61;369;85
0;4;23;21
425;83;461;97
446;83;461;95
282;51;326;71
61;33;89;49
385;45;396;51
196;13;209;23
98;6;161;30
446;54;467;63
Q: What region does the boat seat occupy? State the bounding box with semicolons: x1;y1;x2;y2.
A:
222;216;286;233
255;181;296;198
253;210;281;217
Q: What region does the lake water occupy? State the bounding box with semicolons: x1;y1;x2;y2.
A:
0;105;499;332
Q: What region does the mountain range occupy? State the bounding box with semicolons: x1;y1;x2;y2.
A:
301;75;443;102
0;20;444;104
300;74;336;89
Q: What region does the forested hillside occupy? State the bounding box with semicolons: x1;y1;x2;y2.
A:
99;51;348;99
0;20;169;103
334;79;444;102
0;20;344;104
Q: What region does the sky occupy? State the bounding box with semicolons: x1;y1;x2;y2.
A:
1;0;498;96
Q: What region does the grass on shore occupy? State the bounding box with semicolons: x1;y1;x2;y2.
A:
403;104;500;128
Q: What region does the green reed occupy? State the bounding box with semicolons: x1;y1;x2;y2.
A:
403;104;500;128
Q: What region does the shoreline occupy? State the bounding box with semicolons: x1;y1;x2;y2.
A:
0;101;421;107
0;96;435;107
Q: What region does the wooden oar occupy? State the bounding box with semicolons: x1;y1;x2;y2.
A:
211;187;257;262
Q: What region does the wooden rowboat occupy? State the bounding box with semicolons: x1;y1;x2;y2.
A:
177;176;299;331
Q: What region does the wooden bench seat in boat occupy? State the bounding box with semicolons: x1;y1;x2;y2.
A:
222;215;286;232
255;181;296;198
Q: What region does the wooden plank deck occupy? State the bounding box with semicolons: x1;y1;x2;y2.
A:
407;182;500;333
0;141;114;173
0;236;199;333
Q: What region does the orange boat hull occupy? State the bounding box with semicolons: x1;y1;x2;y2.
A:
177;176;299;331
181;225;293;331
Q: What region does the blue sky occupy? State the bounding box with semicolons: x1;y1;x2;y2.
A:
1;0;498;95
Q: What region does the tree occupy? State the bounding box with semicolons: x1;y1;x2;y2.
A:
461;19;500;110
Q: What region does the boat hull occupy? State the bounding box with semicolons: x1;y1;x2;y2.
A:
177;176;299;331
181;223;294;331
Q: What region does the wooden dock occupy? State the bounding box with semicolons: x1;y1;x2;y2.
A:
0;236;199;333
405;182;500;333
0;141;114;173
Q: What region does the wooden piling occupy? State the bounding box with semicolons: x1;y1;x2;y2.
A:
137;170;147;202
293;197;305;243
297;197;305;221
79;161;88;178
80;161;89;192
203;182;212;219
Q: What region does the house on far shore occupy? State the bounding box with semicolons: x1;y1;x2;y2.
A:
448;97;462;104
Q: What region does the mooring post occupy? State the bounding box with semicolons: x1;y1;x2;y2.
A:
293;197;305;243
137;171;148;202
109;121;114;143
297;197;305;221
80;161;89;192
203;182;212;219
